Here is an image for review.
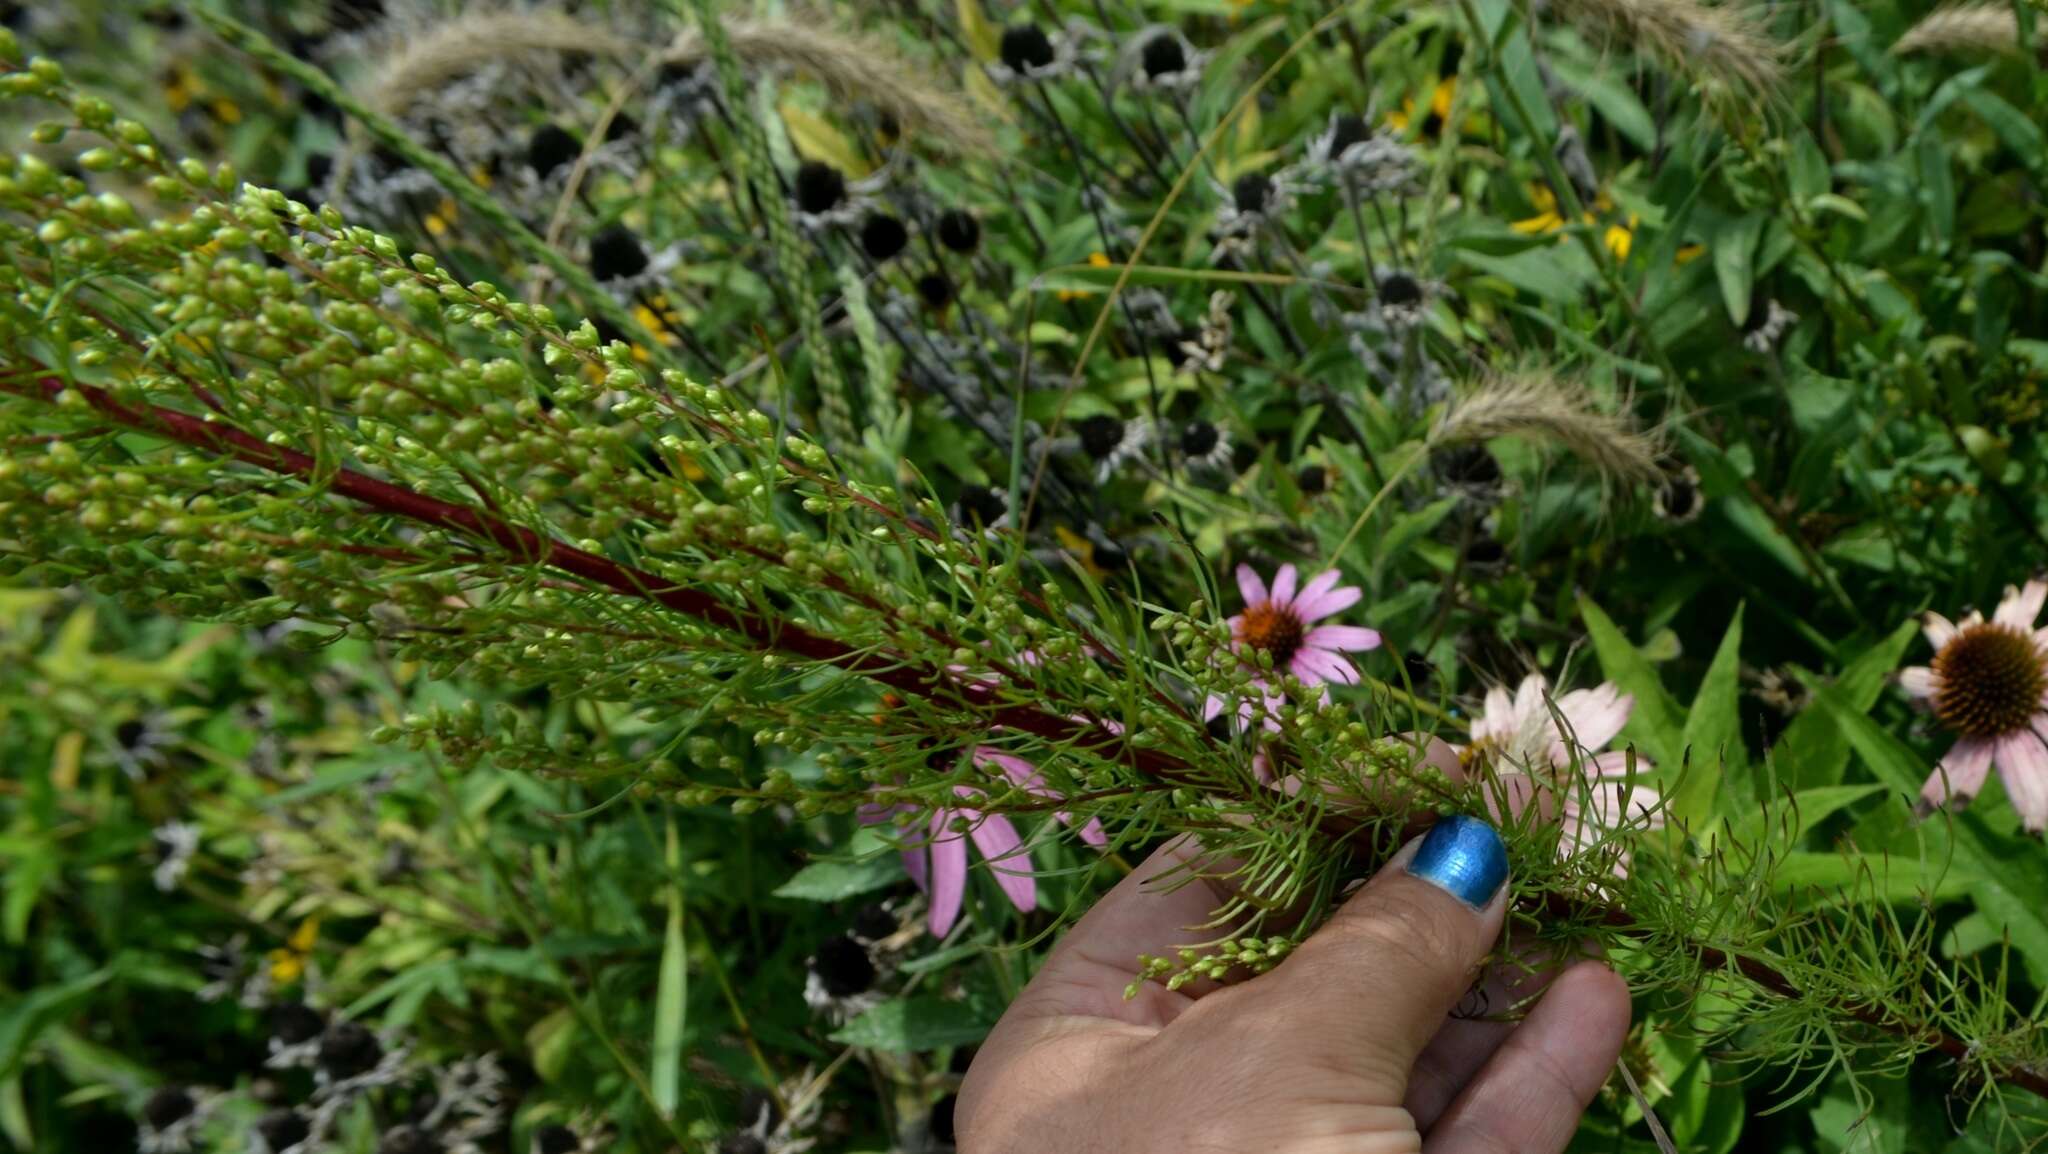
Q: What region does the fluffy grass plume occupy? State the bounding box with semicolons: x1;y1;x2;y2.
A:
1546;0;1786;101
1434;372;1662;485
358;7;632;117
1893;2;2026;56
661;17;997;155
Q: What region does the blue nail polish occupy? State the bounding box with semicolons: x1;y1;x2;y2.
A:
1406;815;1507;909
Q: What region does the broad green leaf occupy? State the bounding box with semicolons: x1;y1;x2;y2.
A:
830;996;994;1051
1773;620;1919;789
1958;87;2044;163
1712;213;1765;326
1578;596;1686;771
1725;784;1884;852
1673;604;1744;831
1771;851;1975;905
774;850;907;902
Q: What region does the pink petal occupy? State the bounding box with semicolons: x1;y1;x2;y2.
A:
966;813;1038;914
1294;570;1343;613
926;816;969;936
1303;625;1381;653
901;844;930;894
1291;647;1359;686
1472;685;1515;744
1924;612;1957;650
1995;580;2048;629
1512;674;1549;726
1293;583;1362;623
1270;564;1299;608
1920;738;1995;814
1236;564;1267;609
1073;816;1108;848
1585;749;1654;777
974;749;1044;794
1899;667;1939;700
1994;729;2048;834
1557;685;1632;753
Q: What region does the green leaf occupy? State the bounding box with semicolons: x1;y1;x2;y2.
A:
1673;604;1744;831
652;818;687;1118
1725;784;1884;852
773;849;907;902
1774;620;1919;789
1958;87;2044;164
1578;596;1686;770
1711;213;1765;326
0;969;112;1079
1771;850;1976;905
829;996;995;1051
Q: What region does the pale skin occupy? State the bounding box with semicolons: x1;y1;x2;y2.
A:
957;830;1632;1153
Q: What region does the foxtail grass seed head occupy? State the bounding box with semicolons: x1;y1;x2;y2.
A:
1544;0;1785;103
1894;2;2024;56
1435;374;1662;487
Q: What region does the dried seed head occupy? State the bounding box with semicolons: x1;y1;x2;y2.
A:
935;208;980;254
1231;172;1273;214
1140;31;1188;78
810;934;878;997
1000;23;1057;74
526;123;580;180
143;1086;196;1130
588;225;649;282
860;213;909;261
793;160;846;215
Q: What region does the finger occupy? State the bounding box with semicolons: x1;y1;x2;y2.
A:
1404;941;1587;1128
1003;836;1239;1027
1254;814;1510;1094
1423;960;1631;1154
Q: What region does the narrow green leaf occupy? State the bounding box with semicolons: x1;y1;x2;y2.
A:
1724;784;1884;852
1578;596;1686;770
652;817;687;1118
1673;603;1745;831
829;996;995;1051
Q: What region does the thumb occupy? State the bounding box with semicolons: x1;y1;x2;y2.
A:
1257;815;1510;1097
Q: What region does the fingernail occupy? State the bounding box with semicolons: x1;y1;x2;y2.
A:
1406;814;1507;910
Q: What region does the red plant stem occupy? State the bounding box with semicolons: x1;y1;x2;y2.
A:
9;371;2045;1102
11;373;1202;790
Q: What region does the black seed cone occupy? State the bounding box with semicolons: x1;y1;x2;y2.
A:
1330;113;1370;156
527;124;581;180
604;112;639;142
1380;272;1424;308
1180;421;1219;456
915;272;955;309
1091;537;1129;571
954;485;1007;528
1000;24;1056;73
1232;172;1272;214
850;902;898;942
929;1093;959;1143
718;1136;767;1154
793;161;846;215
143;1087;195;1130
738;1086;781;1129
1660;473;1698;518
268;1001;326;1044
1465;535;1506;566
811;934;877;997
257;1109;312;1151
860;213;909;261
1075;414;1124;459
935;209;980;254
534;1124;581;1154
316;1021;382;1079
1140;32;1187;78
588;225;649;281
1297;464;1328;494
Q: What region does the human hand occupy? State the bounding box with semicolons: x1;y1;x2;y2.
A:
957;815;1632;1153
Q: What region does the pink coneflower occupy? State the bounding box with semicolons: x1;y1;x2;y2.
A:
1204;564;1381;730
1900;578;2048;832
1460;673;1663;867
861;747;1104;937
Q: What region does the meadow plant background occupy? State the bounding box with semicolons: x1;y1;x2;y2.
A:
3;0;2048;1150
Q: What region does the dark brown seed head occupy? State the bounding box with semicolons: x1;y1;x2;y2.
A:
1933;624;2046;738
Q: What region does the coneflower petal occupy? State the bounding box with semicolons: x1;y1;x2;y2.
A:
1995;579;2048;629
1920;737;1996;813
1995;729;2048;833
1293;583;1361;622
967;814;1038;913
1303;624;1380;652
1900;666;1939;699
1235;564;1268;608
927;817;969;936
